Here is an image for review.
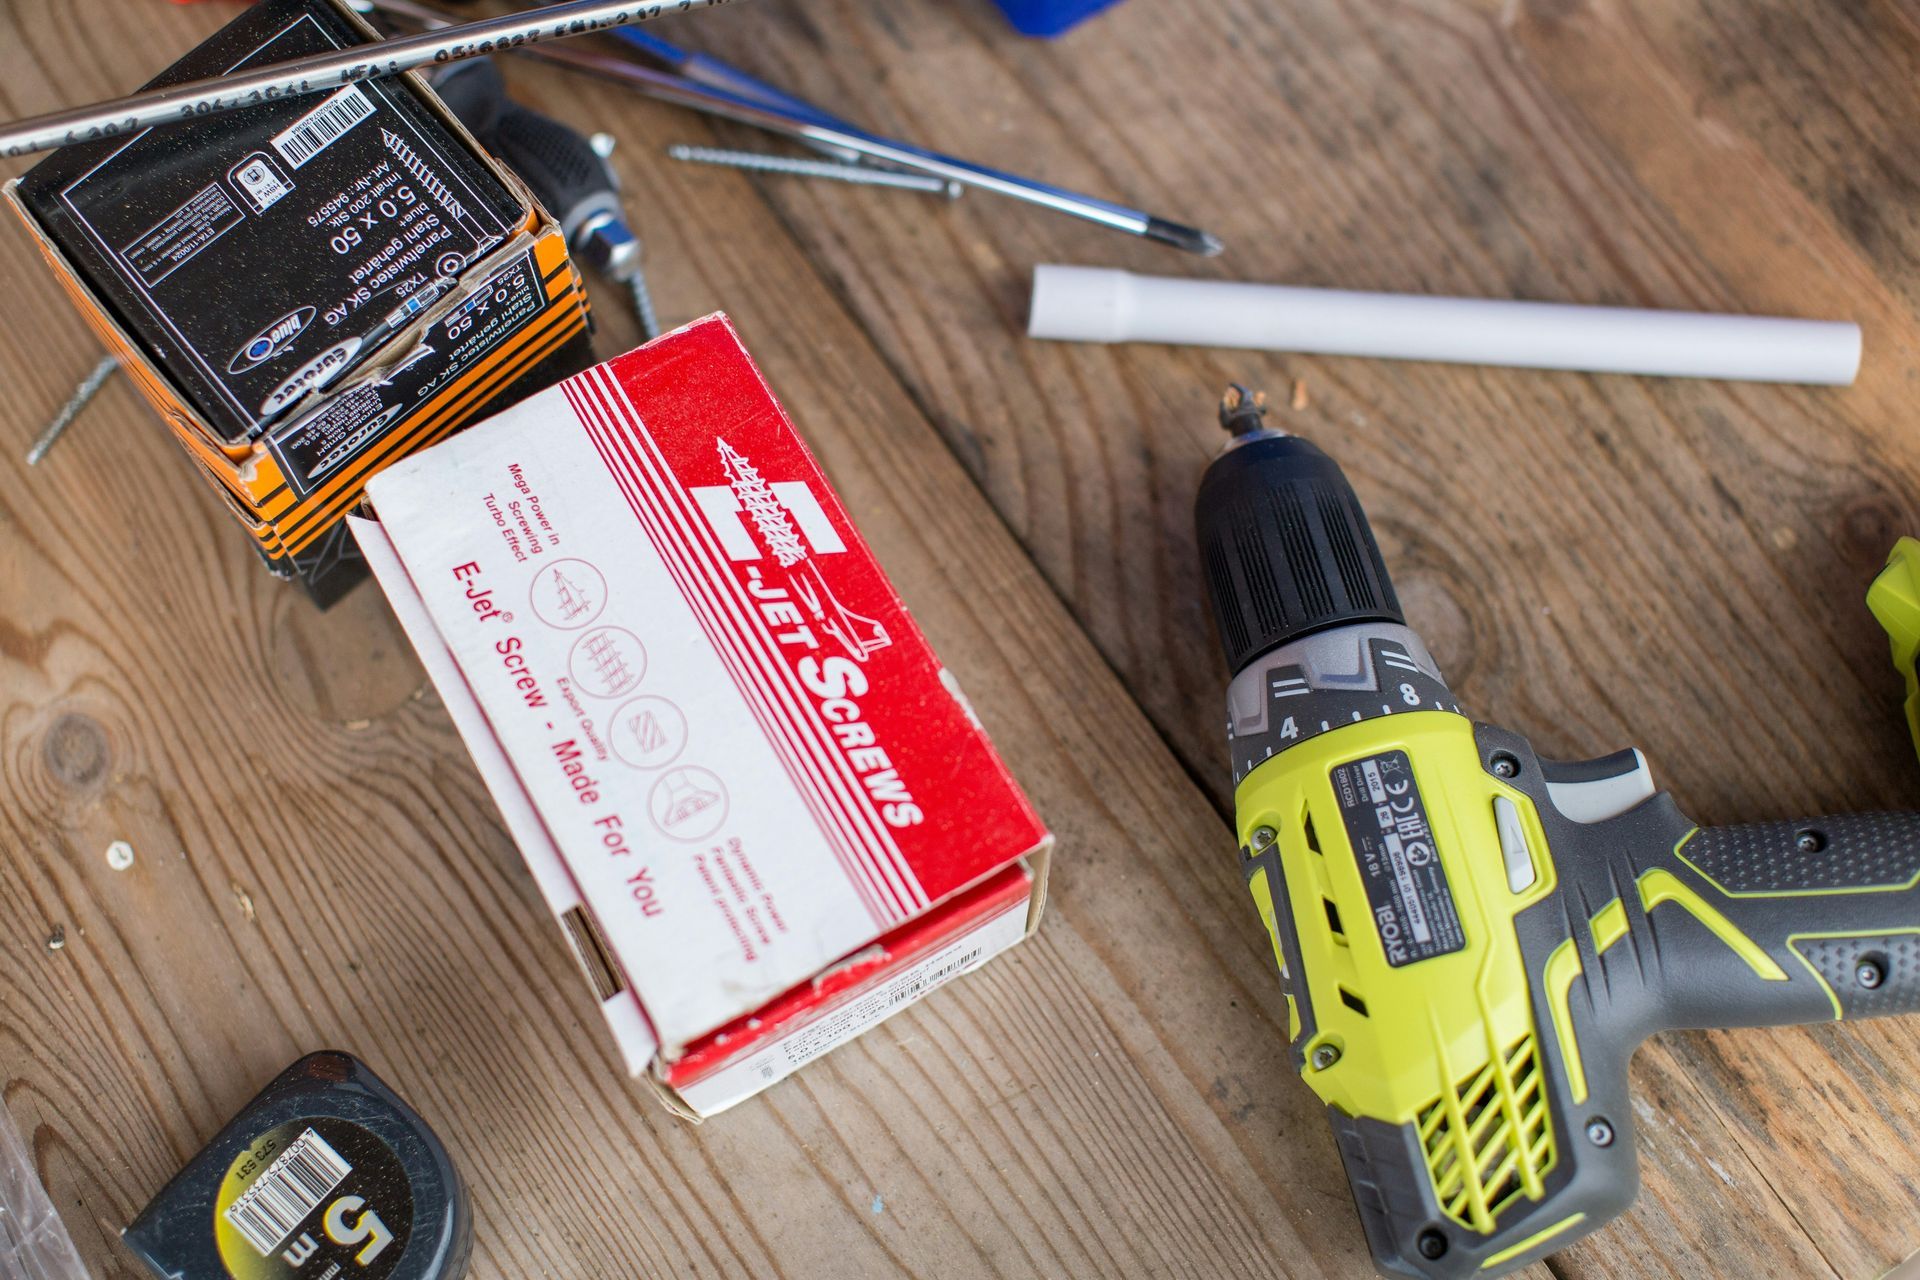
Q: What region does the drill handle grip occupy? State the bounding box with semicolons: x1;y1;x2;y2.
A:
1619;812;1920;1032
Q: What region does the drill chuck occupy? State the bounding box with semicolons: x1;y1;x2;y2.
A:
1196;388;1405;677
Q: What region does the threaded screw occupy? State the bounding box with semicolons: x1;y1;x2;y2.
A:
27;356;119;466
667;145;963;198
628;270;662;343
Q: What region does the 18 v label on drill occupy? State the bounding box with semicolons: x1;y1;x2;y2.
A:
1331;751;1464;966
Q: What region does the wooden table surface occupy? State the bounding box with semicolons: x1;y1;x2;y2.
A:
4;1;1920;1276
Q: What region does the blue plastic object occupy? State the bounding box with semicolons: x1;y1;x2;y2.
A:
989;0;1127;37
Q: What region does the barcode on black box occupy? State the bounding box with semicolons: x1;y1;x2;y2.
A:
272;86;375;169
222;1127;352;1256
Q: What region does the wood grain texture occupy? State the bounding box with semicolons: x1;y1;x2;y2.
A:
678;0;1920;1275
1;0;1916;1277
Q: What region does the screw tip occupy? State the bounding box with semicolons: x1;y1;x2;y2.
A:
1144;216;1225;256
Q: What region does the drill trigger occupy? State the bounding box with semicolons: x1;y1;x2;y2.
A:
1538;748;1656;824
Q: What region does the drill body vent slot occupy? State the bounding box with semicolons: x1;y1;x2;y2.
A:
1418;1034;1554;1234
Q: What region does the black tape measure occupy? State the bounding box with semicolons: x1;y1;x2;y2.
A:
123;1053;469;1280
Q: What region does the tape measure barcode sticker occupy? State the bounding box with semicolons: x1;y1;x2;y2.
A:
222;1127;353;1255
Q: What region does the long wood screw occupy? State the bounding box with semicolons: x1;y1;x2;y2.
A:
667;145;963;198
27;356;119;466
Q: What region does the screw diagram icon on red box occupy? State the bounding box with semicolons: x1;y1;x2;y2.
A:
530;558;607;628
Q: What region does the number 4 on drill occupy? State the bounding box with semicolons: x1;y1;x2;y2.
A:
1198;384;1920;1278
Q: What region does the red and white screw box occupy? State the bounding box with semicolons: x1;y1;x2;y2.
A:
350;314;1051;1117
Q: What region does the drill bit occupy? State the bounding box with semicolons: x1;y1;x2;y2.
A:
1219;383;1267;433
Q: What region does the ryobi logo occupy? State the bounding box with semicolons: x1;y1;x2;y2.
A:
229;307;317;374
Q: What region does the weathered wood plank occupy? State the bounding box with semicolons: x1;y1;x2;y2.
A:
7;0;1919;1274
678;0;1920;1275
0;3;1472;1278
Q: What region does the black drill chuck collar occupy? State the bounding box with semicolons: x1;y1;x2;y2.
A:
1196;387;1405;676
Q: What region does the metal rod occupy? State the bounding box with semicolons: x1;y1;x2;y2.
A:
357;0;1221;255
0;0;743;160
365;0;1217;252
590;14;864;162
546;43;1221;254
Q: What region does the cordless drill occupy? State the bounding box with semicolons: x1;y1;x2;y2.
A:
1196;387;1920;1278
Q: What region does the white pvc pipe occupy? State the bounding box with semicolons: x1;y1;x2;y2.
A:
1028;265;1861;385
